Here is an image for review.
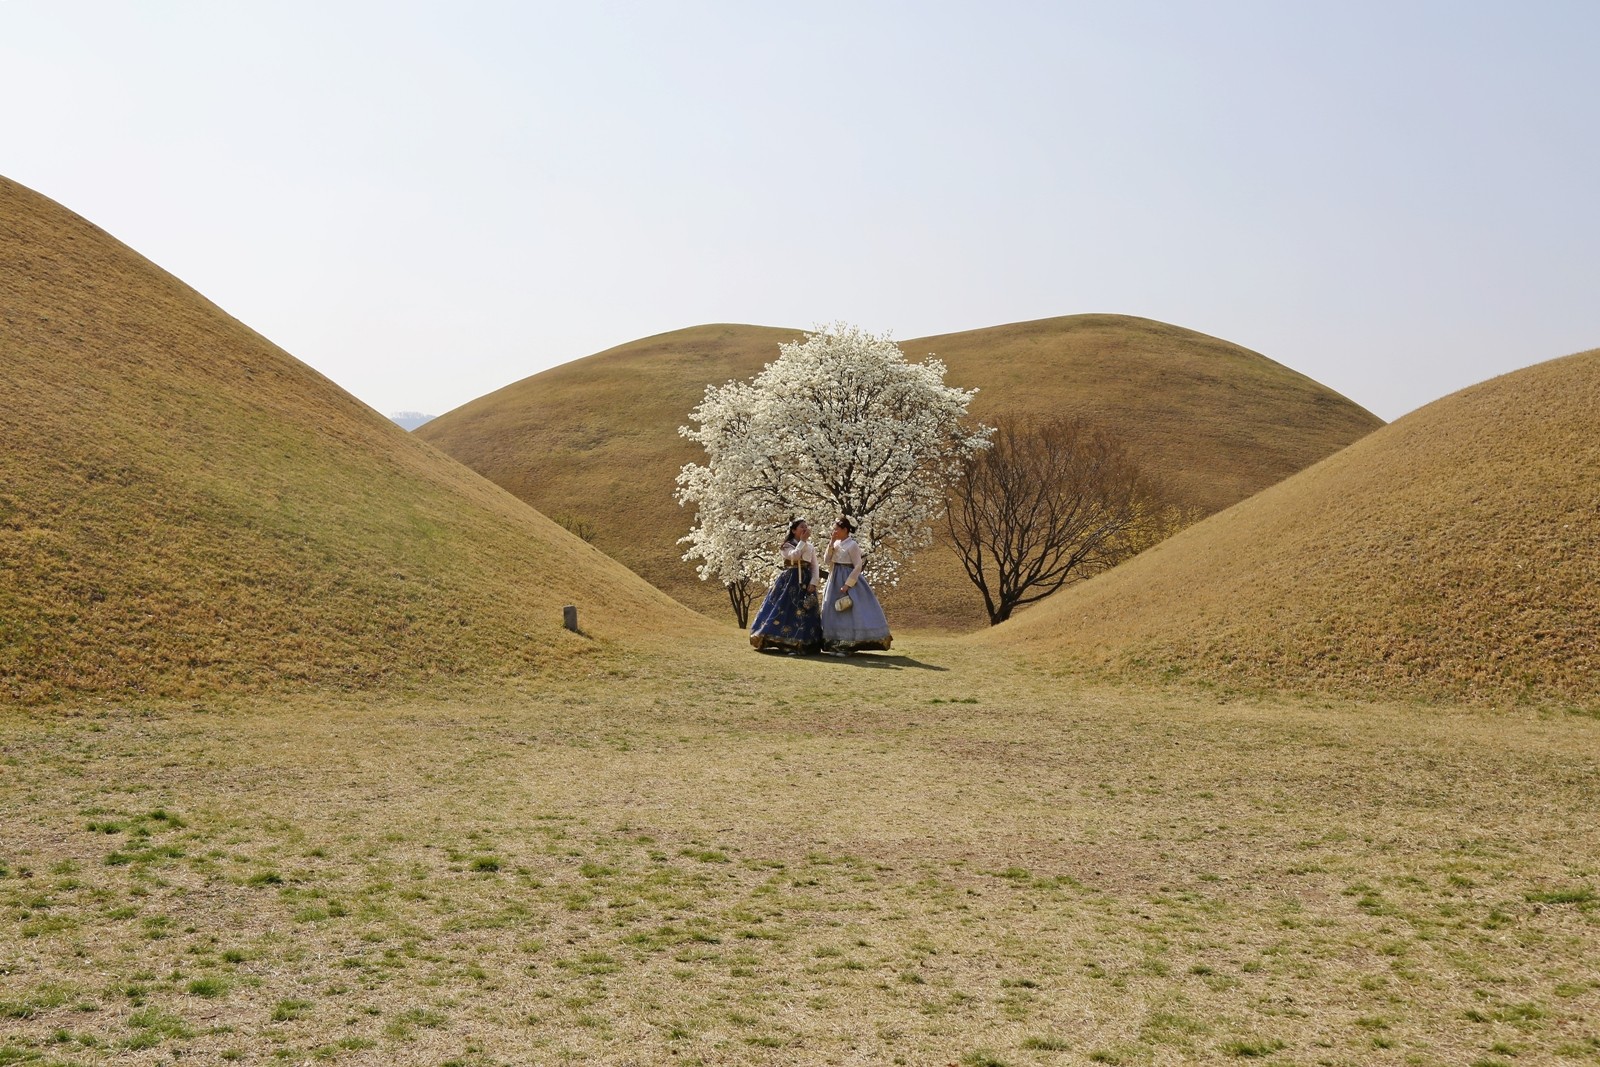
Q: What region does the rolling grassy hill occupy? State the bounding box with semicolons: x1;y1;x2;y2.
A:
0;176;700;703
419;318;1383;628
983;346;1600;706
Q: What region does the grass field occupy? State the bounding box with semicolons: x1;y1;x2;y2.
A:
4;637;1597;1066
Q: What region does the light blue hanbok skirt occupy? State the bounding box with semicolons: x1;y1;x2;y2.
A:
820;563;892;653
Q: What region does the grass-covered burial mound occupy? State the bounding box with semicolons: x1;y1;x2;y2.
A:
0;176;699;702
987;347;1600;706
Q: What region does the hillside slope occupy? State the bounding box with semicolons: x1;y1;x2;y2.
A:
983;347;1600;705
0;176;700;703
419;317;1382;628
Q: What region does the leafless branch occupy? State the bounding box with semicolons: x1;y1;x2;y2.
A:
944;415;1193;624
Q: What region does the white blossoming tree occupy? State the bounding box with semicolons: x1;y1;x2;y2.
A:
676;324;991;623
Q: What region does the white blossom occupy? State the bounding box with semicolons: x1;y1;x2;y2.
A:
676;323;992;588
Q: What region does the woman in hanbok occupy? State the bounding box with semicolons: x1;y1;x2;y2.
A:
820;518;892;653
748;519;823;653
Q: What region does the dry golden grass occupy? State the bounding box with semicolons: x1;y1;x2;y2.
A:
2;639;1597;1065
5;169;1593;1066
417;318;1382;630
0;175;705;703
985;348;1600;707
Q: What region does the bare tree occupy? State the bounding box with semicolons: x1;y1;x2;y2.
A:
945;415;1183;624
552;514;598;544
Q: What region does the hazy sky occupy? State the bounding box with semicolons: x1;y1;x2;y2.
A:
2;1;1595;422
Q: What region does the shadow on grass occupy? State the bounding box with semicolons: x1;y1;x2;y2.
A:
750;649;948;671
816;653;948;672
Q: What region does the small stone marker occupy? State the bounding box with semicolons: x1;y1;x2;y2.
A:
563;605;578;633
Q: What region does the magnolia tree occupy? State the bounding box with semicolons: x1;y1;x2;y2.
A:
676;324;990;618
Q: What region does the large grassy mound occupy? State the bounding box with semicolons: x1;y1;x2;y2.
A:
0;176;699;703
419;317;1381;628
984;348;1600;705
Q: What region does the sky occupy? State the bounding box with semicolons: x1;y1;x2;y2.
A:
2;1;1595;423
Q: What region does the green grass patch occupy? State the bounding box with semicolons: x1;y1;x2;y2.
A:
961;1053;1008;1067
1526;886;1596;906
125;1007;193;1049
1221;1038;1286;1058
270;999;313;1022
680;848;731;864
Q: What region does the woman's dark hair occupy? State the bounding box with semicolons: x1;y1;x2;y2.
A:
834;517;855;534
784;518;807;545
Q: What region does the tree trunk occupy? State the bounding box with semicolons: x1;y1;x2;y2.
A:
726;580;754;629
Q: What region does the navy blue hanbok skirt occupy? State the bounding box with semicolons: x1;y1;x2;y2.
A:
748;566;822;653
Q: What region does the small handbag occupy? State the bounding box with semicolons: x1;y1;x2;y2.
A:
833;593;854;612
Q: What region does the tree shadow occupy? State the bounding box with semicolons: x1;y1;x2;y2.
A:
813;653;948;672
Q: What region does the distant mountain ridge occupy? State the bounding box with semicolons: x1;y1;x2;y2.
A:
418;318;1384;629
389;411;437;430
